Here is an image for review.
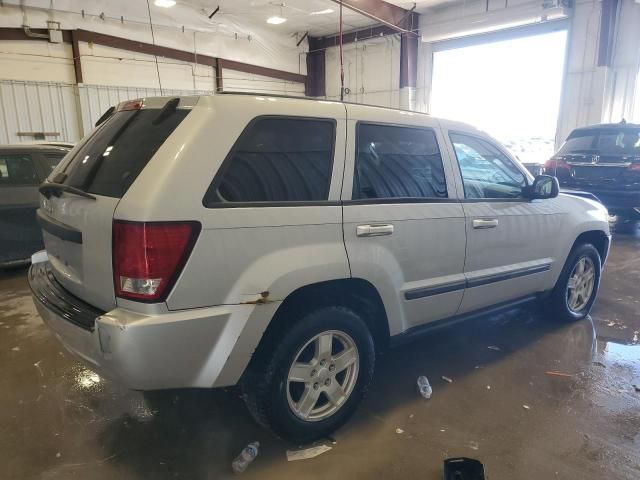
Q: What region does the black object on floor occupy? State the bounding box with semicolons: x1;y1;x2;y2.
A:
443;457;486;480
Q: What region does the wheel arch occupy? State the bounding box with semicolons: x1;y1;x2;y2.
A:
571;229;610;265
253;278;391;361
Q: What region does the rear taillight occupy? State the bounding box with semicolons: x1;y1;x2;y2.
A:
629;163;640;172
544;157;570;175
113;221;200;302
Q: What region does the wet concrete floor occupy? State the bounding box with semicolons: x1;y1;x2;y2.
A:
0;235;638;480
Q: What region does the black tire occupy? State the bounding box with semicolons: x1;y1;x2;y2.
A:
241;306;375;443
549;243;601;322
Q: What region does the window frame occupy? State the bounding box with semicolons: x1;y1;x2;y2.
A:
347;121;451;204
0;153;40;187
448;130;531;202
202;115;339;208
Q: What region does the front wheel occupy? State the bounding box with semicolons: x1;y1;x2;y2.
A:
549;243;601;322
241;306;375;443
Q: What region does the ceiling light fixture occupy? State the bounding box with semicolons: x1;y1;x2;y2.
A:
267;3;287;25
310;8;334;15
154;0;176;8
267;15;287;24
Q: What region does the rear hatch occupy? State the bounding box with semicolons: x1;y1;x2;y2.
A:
38;97;194;311
547;126;640;190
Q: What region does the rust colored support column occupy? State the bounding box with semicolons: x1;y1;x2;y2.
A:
215;58;223;93
400;30;418;89
305;41;326;97
70;30;83;84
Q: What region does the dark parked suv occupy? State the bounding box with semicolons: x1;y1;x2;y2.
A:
545;122;640;230
0;143;70;266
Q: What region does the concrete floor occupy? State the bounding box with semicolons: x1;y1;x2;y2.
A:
1;235;638;480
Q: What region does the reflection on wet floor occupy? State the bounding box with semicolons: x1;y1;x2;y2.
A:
0;234;638;480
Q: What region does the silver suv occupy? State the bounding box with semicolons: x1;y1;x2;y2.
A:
29;94;610;442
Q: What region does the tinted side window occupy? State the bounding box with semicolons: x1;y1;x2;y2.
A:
0;155;38;185
44;153;66;172
205;117;335;205
353;124;447;200
450;133;525;199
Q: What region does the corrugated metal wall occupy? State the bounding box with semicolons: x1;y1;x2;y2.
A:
222;69;305;96
77;84;212;135
0;80;212;144
0;79;81;144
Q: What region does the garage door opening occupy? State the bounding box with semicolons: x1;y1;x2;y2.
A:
430;27;568;167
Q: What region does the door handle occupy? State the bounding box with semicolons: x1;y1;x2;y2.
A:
356;224;394;237
472;218;499;229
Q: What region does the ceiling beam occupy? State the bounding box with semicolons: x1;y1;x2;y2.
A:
328;0;418;34
0;27;305;85
309;24;398;51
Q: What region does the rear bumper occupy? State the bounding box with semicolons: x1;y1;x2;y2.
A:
560;186;640;211
28;259;265;390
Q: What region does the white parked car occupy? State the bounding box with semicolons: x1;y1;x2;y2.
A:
29;94;610;442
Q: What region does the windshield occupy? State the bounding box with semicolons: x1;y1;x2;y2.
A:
53;108;189;198
558;128;640;156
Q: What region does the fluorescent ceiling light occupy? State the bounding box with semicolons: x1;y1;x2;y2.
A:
154;0;176;7
266;15;287;24
310;8;334;15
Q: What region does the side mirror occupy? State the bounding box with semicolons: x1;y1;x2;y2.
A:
527;175;559;200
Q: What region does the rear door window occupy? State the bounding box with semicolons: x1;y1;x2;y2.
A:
204;117;335;205
58;108;189;198
0;155;39;185
44;153;66;172
352;123;448;200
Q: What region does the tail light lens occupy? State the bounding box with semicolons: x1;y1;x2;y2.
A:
113;221;201;302
544;157;570;175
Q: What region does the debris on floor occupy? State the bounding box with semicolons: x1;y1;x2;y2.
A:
11;346;20;352
486;385;491;390
545;371;574;378
441;376;453;383
469;441;479;451
286;444;332;462
417;376;432;398
487;345;501;351
395;427;404;434
522;405;531;410
232;441;259;473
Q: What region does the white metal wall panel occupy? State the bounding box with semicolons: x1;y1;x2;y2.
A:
77;84;213;135
222;69;305;96
325;37;401;108
0;79;81;144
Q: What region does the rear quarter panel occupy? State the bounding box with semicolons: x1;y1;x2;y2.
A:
115;96;351;310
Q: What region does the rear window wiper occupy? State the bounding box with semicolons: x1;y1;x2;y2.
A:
39;182;97;200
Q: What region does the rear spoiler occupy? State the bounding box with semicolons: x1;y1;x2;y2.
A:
560;189;602;203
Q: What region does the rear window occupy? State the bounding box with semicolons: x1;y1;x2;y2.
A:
559;128;640;156
58;108;189;198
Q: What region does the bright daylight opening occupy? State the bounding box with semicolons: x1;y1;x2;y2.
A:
431;29;568;165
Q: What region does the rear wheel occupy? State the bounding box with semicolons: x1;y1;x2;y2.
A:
241;306;375;443
549;243;601;322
